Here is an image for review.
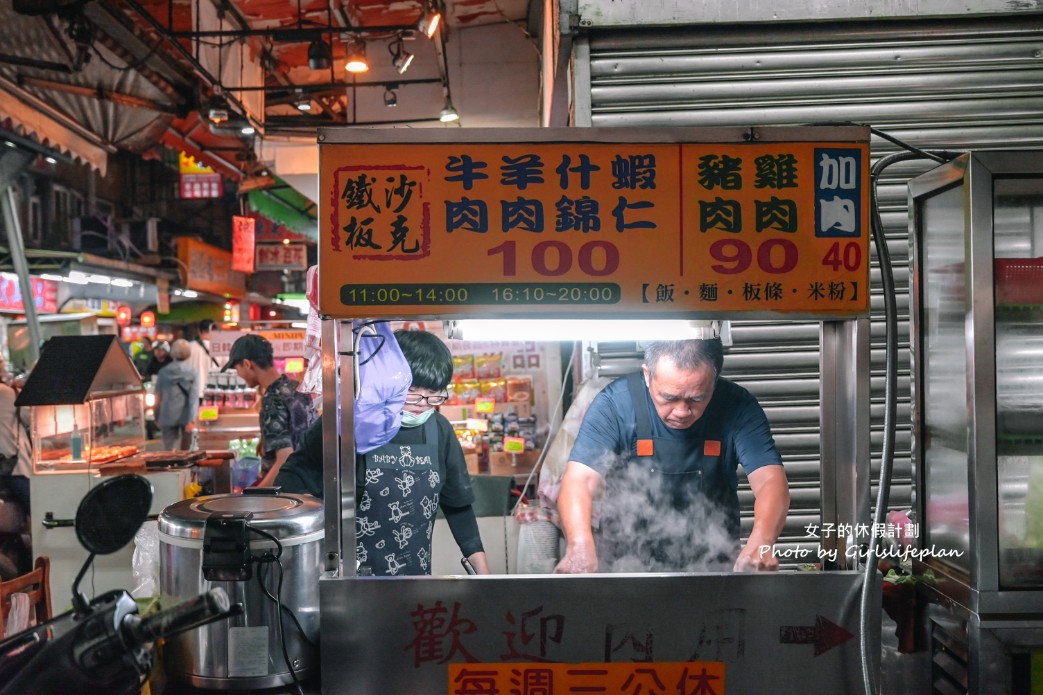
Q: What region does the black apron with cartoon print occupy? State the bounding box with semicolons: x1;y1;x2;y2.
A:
597;373;740;572
355;417;442;576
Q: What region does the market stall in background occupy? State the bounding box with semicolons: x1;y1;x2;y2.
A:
16;335;196;610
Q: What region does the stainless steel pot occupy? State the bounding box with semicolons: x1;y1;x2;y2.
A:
158;490;323;690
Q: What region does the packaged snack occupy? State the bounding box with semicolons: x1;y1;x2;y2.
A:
451;378;480;405
479;377;507;402
475;353;502;379
506;375;533;403
452;353;475;380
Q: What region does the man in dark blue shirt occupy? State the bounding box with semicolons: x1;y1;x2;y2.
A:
555;338;789;573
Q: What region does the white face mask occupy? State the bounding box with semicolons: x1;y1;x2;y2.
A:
400;407;434;428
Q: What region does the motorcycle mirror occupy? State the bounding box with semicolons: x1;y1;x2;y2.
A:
75;474;154;555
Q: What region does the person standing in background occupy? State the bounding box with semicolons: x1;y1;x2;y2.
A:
224;334;318;488
154;339;198;450
0;356;31;515
132;335;154;377
145;340;172;378
186;318;219;403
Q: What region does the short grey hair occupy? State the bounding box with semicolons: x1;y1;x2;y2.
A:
170;338;192;361
643;339;724;381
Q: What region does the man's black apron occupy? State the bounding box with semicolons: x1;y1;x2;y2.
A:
597;373;740;572
355;417;441;576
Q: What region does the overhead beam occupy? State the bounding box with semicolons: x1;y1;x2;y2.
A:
166;25;422;42
16;75;179;114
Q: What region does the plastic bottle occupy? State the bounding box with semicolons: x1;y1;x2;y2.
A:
71;424;83;460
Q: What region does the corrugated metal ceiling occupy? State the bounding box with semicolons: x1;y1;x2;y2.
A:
0;0;529;177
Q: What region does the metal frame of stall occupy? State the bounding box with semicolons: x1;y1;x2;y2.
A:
316;127;877;694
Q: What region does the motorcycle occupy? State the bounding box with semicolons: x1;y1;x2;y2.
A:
0;474;240;694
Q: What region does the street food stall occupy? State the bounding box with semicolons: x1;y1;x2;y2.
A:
17;335;196;610
315;126;876;693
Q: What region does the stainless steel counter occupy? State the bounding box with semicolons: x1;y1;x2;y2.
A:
320;570;874;694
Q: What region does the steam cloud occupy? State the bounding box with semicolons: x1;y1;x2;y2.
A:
593;455;739;573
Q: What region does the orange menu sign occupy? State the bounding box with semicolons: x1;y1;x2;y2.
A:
319;129;869;319
448;661;726;695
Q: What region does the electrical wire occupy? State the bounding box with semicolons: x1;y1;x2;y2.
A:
248;525;305;695
90;41;161;73
255;564;318;651
506;340;575;513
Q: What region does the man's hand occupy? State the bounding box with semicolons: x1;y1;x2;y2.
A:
554;539;599;574
733;543;779;572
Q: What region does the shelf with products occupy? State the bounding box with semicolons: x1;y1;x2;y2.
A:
451;406;541;479
416;333;562;483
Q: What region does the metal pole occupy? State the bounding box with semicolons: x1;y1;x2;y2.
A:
321;316;343;573
1;184;42;366
819;318;871;569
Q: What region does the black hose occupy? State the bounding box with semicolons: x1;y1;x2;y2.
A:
859;145;960;695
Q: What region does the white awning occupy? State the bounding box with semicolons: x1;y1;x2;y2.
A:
255;136;318;203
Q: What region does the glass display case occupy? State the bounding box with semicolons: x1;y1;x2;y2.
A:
15;334;146;474
910;151;1043;612
31;395;145;471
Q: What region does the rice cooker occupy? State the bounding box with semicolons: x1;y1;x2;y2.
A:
158;489;323;690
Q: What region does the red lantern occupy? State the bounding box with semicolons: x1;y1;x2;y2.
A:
139;310;156;328
116;305;132;327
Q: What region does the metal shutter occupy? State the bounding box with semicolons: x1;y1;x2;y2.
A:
575;15;1043;554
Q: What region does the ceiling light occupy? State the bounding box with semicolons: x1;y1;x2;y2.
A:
389;38;414;74
44;156;57;164
418;7;441;38
207;97;230;124
439;99;459;123
393;50;414;74
240;125;256;135
345;40;368;73
384;85;398;108
295;90;312;111
307;39;332;70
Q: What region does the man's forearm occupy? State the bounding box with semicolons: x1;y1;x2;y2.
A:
746;468;790;548
258;447;292;486
558;473;595;549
